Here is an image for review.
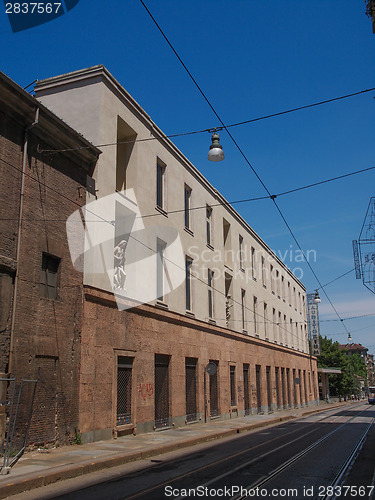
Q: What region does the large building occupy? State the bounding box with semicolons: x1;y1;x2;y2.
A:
0;70;100;446
34;66;319;443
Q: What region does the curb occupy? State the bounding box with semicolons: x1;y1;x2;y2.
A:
0;403;351;498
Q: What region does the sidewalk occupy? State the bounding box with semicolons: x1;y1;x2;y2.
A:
0;401;353;499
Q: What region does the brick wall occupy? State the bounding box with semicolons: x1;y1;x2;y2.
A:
0;81;98;445
80;287;318;442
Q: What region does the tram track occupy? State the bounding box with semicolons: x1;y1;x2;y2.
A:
123;404;369;500
230;404;374;500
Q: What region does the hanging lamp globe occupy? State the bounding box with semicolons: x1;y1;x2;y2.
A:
208;131;225;162
313;290;321;303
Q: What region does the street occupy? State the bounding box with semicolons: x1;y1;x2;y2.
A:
11;403;375;500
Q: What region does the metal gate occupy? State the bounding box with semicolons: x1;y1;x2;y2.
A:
185;359;197;423
209;361;219;418
117;357;133;426
0;378;37;473
154;355;170;429
266;367;272;413
286;368;291;408
230;366;236;407
243;365;250;415
275;367;281;410
281;368;287;409
256;365;262;413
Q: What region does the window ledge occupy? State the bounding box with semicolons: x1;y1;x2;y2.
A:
184;227;194;236
185;310;195;318
155;300;168;310
155;206;168;218
208;318;216;325
206;243;214;251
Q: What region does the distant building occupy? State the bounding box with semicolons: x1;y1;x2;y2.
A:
34;66;319;443
0;70;100;445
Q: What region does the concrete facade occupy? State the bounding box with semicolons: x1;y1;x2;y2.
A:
0;70;100;445
34;65;319;443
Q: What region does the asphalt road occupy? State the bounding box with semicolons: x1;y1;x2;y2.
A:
11;403;375;500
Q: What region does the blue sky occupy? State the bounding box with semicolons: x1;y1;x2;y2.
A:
1;1;375;350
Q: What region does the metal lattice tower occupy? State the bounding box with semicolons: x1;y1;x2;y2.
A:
353;197;375;294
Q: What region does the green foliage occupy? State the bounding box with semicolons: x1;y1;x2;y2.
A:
318;336;367;397
73;430;82;445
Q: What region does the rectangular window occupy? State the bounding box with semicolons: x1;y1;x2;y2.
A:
184;184;192;229
288;281;291;305
40;253;60;299
270;264;275;293
278;311;282;343
117;356;133;426
230;366;236;406
253;296;258;335
281;275;285;301
208;269;214;319
239;235;244;270
223;219;232;268
156;159;166;210
157;239;166;302
261;256;266;286
185;256;193;311
251;247;256;279
264;303;268;339
206;205;213;246
276;270;280;297
241;288;246;331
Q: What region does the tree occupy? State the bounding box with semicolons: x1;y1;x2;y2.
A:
318;336;367;398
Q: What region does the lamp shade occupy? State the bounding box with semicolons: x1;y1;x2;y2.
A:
208;132;225;162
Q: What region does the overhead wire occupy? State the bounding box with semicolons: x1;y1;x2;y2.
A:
2;156;374;222
2;153;370;343
138;0;352;336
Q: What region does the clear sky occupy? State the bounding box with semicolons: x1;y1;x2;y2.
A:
1;1;375;351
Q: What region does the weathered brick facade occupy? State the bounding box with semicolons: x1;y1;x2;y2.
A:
80;287;318;442
0;71;100;446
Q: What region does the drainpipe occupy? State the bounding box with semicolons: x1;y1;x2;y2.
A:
8;108;39;375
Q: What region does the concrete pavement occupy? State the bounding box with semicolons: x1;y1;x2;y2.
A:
0;401;354;499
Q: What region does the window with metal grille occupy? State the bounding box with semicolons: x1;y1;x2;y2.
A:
281;367;287;408
256;365;262;413
155;354;170;428
286;368;291;407
40;253;60;299
117;356;133;426
185;358;197;422
266;366;272;412
230;366;236;406
243;364;250;415
275;367;281;409
209;360;219;417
